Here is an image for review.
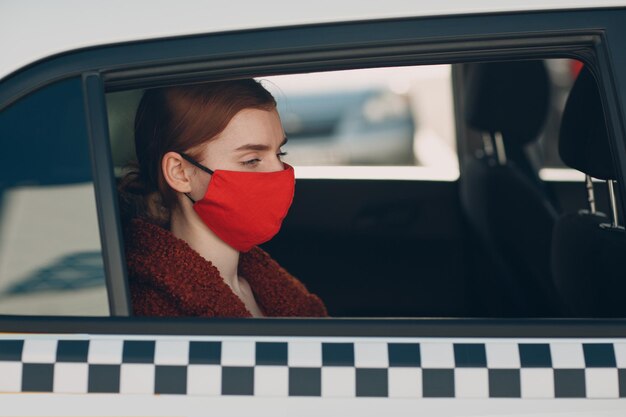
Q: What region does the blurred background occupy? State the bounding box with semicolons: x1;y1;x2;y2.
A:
259;65;457;172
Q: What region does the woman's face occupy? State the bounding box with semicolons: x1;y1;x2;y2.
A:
189;107;288;193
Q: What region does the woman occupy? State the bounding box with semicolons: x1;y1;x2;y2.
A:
118;79;327;318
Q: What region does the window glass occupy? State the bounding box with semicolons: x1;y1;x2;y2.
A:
0;77;107;316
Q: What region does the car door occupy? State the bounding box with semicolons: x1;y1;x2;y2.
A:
1;4;626;417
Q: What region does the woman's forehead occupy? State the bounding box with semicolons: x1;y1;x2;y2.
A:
210;108;285;151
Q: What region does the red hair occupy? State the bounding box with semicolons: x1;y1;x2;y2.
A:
119;79;277;225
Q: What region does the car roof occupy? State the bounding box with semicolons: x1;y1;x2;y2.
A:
1;0;626;82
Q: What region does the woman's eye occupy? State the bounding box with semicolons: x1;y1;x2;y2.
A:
240;152;287;166
241;158;261;166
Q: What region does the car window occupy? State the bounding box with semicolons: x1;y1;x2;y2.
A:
102;33;623;320
0;77;108;316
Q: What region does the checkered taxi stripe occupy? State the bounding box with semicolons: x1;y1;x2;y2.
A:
1;337;626;398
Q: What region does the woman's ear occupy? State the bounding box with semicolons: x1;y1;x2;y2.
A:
161;151;193;193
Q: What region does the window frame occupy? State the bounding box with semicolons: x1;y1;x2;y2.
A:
0;7;625;335
83;72;131;316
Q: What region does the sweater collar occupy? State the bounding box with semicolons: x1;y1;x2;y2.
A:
123;217;314;317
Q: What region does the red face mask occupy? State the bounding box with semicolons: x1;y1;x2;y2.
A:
180;153;295;252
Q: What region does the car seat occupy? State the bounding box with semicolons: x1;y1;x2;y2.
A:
551;66;626;317
459;60;562;316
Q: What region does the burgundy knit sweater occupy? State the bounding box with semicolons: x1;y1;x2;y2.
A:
124;217;328;318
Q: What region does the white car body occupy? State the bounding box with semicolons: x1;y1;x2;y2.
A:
1;0;625;81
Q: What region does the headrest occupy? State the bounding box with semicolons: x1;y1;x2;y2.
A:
464;60;550;147
559;66;615;180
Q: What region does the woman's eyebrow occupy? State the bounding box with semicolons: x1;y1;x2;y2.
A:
234;136;288;152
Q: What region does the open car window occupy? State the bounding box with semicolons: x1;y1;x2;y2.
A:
105;57;624;319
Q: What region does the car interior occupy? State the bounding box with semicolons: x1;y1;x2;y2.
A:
99;57;625;319
0;56;622;319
